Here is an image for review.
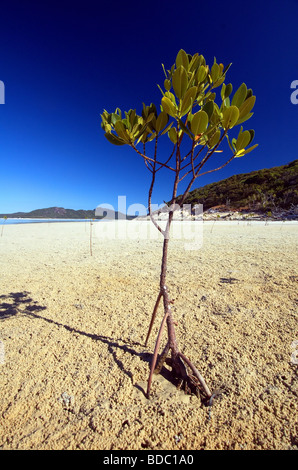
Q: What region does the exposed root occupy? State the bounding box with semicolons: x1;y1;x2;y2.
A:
147;338;212;402
145;291;162;347
167;353;212;402
178;351;212;398
154;341;170;375
145;286;212;401
146;310;169;397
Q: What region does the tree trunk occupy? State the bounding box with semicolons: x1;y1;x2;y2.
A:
146;210;212;401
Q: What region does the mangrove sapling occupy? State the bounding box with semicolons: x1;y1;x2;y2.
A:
101;49;258;401
90;219;93;256
1;216;7;237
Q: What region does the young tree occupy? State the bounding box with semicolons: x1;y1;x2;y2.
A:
101;50;257;401
1;216;8;237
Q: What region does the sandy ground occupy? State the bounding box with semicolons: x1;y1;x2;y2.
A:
0;220;297;450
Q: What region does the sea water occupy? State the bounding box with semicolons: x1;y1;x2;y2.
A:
0;218;101;225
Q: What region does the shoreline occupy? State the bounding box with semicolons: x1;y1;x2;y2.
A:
1;215;298;225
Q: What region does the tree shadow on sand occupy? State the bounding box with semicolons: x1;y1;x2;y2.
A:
0;291;173;397
0;291;47;319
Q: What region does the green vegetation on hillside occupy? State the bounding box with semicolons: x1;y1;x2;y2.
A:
181;160;298;212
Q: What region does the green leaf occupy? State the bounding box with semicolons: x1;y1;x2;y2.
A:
180;86;197;116
202;101;214;120
226;134;236;152
242;143;258;155
212;76;225;89
164;79;171;91
134;122;148;141
189;53;200;72
210;109;222;127
172;65;188;99
220;97;230;112
161;96;177;117
221;83;226;101
225;83;233;98
104;133;126;146
161;122;173;135
191;110;209;136
246;88;253;99
147;132;158;143
147;112;156;123
222;106;239;129
221;83;233;100
156;111;169;132
238;95;256;119
223;63;232;75
205;91;216;103
147;114;157;132
164;91;177;104
235;129;251;151
103;123;112;132
208;129;221;148
142;103;156;120
138;130;150;144
110;112;121;125
168;127;178;144
211;62;220;83
196;65;208;83
236;112;254;125
178;118;194;139
128;109;137;129
176;49;189;70
231;83;247;108
114;120;130;142
248;129;255;145
235;143;258;157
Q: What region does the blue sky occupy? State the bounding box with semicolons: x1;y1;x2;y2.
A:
0;0;297;213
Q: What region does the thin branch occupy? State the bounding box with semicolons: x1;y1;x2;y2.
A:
176;171;197;207
197;154;235;178
142;141;154;172
145;290;162;346
147;136;165;237
190;141;195;178
156;143;177;173
131;143;176;172
144;158;153;172
178;167;196;183
180;142;207;172
193;130;227;175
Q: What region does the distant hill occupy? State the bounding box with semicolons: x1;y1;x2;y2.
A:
0;206;130;219
178;160;298;213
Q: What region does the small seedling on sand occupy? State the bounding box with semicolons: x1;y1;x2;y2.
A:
1;216;7;237
90;219;94;256
101;50;257;400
